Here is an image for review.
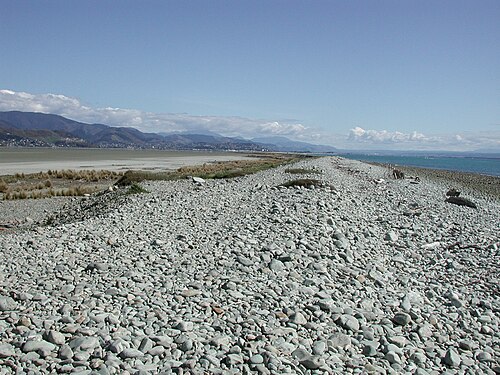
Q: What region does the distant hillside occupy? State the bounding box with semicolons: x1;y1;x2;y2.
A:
0;111;337;152
161;133;265;151
0;111;170;148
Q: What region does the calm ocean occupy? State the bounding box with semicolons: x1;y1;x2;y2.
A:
338;153;500;177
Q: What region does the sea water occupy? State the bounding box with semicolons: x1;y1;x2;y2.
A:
339;153;500;177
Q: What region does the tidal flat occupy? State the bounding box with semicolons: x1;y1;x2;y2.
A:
0;148;254;175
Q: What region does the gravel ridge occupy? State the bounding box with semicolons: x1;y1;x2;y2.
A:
0;156;498;374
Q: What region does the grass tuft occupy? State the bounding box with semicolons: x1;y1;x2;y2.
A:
0;179;8;193
126;182;149;195
115;156;299;186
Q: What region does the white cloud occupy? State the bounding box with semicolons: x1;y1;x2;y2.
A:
1;89;499;151
347;127;428;143
0;89;310;139
344;126;500;151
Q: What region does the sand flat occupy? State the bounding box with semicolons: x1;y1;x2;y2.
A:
0;148;253;175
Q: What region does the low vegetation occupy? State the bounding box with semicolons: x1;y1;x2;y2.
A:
0;179;8;193
126;182;149;195
3;186;98;200
116;155;299;186
1;155;302;200
1;169;120;200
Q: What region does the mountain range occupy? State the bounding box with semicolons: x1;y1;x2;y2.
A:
0;111;337;152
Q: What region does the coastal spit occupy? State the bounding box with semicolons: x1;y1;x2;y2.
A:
0;157;498;374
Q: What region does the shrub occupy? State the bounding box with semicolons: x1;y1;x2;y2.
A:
127;182;149;194
0;179;8;193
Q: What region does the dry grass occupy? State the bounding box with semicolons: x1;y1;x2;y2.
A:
116;156;299;186
44;169;122;181
1;155;304;200
3;185;98;200
126;182;149;195
1;169;120;200
0;179;8;193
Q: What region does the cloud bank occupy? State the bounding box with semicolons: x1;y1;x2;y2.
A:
345;126;500;151
1;89;498;151
0;89;309;140
348;127;428;143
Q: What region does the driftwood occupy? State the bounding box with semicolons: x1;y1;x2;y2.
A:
392;169;405;179
445;196;477;209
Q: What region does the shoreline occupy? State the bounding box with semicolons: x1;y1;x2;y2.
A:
336;153;500;178
365;161;500;199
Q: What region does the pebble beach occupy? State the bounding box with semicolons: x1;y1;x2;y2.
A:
0;156;499;374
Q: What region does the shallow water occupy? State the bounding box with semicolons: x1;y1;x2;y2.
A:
339;153;500;177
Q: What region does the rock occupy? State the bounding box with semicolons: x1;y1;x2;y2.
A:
388;335;405;346
108;339;125;354
181;289;201;297
175;321;194;332
58;344;73;360
300;356;325;370
43;330;66;345
237;255;254;266
421;242;441;250
328;333;351;349
225;353;244;365
476;351;492;362
151;239;165;246
148;346;165;356
443;348;461;367
85;262;108;272
180;339;193;352
139;337;155;353
0;295;18;311
69;336;99;351
393;312;412;326
384;231;398;242
292;348;310;361
417;324;433;339
363;343;377;357
312;340;327;355
338;314;360;332
22;340;56;356
289;311;307;325
458;340;478;351
410;351;427;366
385;351;401;364
120;348;144;359
0;343;15;358
269;259;285;272
250;354;264;364
446;188;460;197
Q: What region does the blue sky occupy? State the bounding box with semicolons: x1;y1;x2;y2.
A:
1;0;499;150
